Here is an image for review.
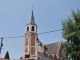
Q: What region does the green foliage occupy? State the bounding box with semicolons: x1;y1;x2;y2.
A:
4;51;10;59
62;9;80;60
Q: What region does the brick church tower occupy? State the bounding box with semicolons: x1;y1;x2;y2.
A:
24;10;38;60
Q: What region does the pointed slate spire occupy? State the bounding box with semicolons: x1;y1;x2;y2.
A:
27;10;36;25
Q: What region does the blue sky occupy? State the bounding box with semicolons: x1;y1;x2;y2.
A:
0;0;80;59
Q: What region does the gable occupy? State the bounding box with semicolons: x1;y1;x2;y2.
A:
45;41;62;55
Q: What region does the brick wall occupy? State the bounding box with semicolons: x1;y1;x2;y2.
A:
25;47;28;53
24;33;29;53
25;37;28;46
31;33;35;46
31;33;35;55
31;47;35;55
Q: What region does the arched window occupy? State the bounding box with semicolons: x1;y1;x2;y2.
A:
32;26;34;31
27;26;29;31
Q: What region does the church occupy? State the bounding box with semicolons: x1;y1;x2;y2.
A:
0;10;66;60
22;10;66;60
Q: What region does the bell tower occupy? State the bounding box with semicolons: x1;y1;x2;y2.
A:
24;10;37;59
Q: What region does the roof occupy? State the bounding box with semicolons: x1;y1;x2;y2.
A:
45;41;62;55
0;58;8;60
27;10;36;25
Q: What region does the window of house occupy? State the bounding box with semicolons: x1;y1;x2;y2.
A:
32;26;34;31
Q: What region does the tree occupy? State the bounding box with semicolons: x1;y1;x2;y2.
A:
4;51;10;59
62;9;80;60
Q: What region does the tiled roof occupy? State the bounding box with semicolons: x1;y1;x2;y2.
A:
0;58;8;60
45;41;62;55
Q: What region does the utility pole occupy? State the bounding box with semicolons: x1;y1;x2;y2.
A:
0;37;3;54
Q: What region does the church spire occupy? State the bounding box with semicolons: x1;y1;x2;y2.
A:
27;10;36;25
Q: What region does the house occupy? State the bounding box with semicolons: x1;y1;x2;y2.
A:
22;10;66;60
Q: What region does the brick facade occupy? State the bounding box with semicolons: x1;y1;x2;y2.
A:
25;47;28;53
24;33;29;54
31;47;35;55
25;37;28;46
31;33;35;46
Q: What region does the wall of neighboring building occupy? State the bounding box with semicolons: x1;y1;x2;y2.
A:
38;52;53;60
42;57;53;60
36;40;43;53
36;41;41;52
41;45;44;53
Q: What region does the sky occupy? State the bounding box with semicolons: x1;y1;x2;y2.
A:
0;0;80;59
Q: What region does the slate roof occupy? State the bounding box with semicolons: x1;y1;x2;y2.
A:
27;10;36;25
45;41;62;55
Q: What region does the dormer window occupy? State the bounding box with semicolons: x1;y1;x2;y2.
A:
27;26;29;31
32;26;34;31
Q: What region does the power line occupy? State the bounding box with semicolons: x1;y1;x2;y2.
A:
0;29;62;39
4;43;24;50
3;36;24;39
0;29;62;50
38;29;62;34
